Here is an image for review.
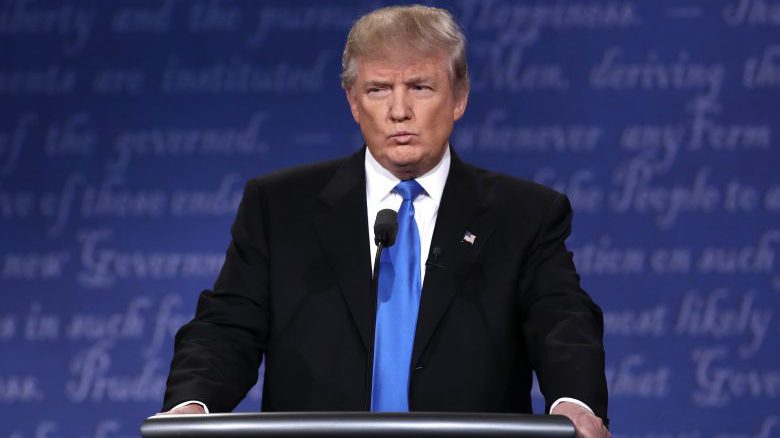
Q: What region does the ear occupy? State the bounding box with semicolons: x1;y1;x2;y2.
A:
345;88;360;124
453;87;469;121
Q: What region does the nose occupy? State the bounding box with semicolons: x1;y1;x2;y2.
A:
388;87;411;122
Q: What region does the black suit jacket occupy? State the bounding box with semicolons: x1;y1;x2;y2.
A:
163;148;608;424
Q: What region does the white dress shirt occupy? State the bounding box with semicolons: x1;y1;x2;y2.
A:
365;146;450;280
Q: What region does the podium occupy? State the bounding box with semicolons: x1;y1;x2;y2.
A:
141;412;575;437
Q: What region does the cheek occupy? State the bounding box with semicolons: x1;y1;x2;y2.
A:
360;104;385;127
429;110;454;136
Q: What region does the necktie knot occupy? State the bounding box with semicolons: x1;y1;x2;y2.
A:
394;180;424;202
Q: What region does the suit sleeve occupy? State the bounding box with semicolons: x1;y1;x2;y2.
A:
518;193;609;426
162;180;270;412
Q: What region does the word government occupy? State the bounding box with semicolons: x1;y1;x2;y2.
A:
77;229;223;289
692;347;780;407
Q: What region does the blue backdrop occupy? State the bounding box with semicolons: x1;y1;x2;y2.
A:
1;0;778;436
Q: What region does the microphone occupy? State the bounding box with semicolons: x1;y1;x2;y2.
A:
366;208;398;410
373;209;398;247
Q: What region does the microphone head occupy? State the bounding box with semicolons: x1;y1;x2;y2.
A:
374;209;398;247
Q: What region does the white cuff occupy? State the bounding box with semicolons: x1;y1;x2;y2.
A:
167;400;210;414
549;397;594;415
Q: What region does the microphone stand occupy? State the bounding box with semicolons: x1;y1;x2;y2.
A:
364;242;385;411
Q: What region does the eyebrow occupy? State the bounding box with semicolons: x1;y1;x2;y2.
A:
404;76;436;85
363;80;392;89
362;77;438;89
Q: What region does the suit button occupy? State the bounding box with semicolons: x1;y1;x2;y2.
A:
414;366;424;371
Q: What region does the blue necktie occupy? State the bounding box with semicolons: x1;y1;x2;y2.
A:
371;179;424;412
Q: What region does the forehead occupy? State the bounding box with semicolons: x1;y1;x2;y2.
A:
355;51;448;82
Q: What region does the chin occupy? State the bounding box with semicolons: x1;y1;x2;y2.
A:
388;159;429;180
387;146;423;162
389;157;423;171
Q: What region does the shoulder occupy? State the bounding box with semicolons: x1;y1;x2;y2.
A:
460;160;567;209
456;161;576;252
251;156;347;188
242;155;352;202
231;155;356;229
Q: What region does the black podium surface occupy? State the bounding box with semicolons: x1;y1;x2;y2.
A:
142;412;575;437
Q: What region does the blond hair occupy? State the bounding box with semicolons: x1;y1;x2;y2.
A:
341;5;469;96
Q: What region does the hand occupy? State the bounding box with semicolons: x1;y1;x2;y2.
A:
157;403;207;415
551;401;610;438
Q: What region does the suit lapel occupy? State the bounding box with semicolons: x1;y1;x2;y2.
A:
412;153;495;368
313;149;373;350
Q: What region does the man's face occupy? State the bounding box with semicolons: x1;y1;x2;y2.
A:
346;50;468;180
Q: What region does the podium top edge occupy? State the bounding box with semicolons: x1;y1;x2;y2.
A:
142;412;575;438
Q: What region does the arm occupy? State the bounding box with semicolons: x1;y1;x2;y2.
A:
162;180;270;413
517;193;610;430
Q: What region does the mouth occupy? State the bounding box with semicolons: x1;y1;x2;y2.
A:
389;131;415;144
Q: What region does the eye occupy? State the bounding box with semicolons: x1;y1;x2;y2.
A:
411;84;433;92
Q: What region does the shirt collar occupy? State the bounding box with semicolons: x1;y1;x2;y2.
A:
365;145;450;208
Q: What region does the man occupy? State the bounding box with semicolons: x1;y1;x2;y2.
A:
161;5;609;437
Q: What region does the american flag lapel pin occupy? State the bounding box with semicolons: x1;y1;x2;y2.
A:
462;231;477;245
